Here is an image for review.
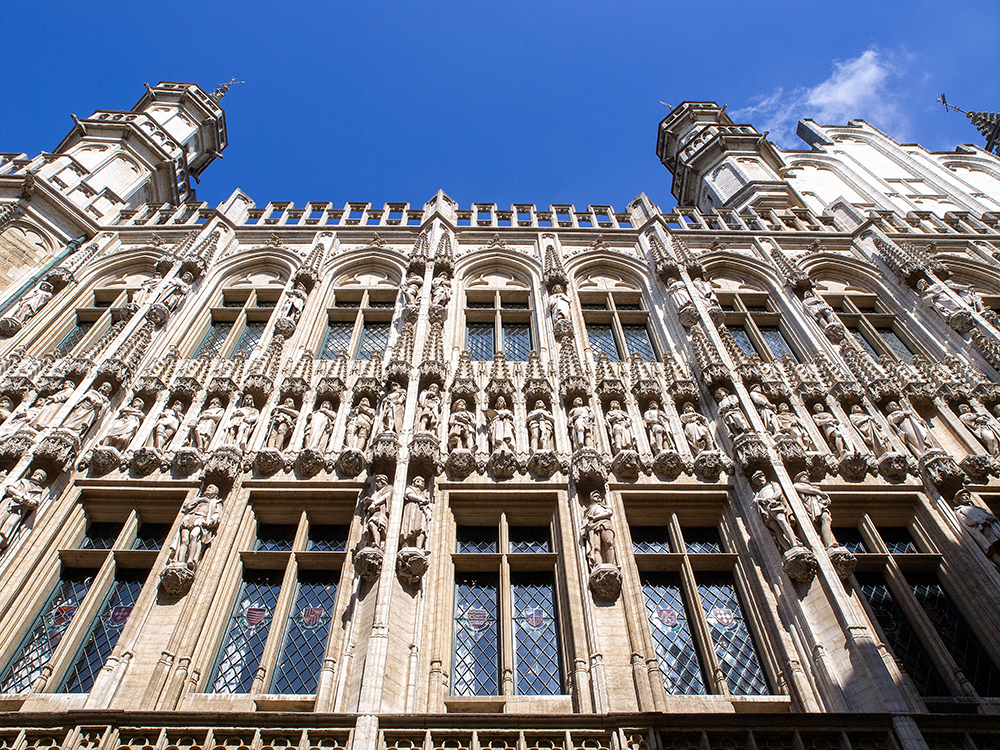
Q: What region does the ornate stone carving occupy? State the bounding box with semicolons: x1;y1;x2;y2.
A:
446;449;479;480
448;399;476;453
266;398;299;451
131;447;164;477
409;432;441;474
666;275;698;327
801;290;846;343
582;490;621;602
0;281;54;337
256;448;286;477
526;400;555;452
567;397;595;451
918;450;967;499
792;472;855;578
679;402;715;454
917;278;974;333
651;450;686;480
714;387;749;438
402;271;423;307
487;450;518;480
222;394;259;453
369;431;400;468
849;404;888;457
733;432;768;475
34;429;79;474
0;426;37;464
345;398;376;453
376;381;406;436
691;276;724;324
304;399;337;453
878;452;913;482
203;446;244;485
611;449;643;481
527;450;561;479
751;470;816;583
959;453;1000;482
958;403;1000;456
295;448;328;478
186;397;225;451
642;400;673;454
884;400;931;457
335;448;366;478
547;283;572;337
810;403;847;456
0;469;48;552
953;489;1000;558
837;451;876;481
397;476;431;586
571;447;607;488
693;449;730;482
604;400;635;456
416;383;442;434
29;379;75;431
159;484;224;596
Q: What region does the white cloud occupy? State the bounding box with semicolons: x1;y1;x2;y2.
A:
731;49;908;148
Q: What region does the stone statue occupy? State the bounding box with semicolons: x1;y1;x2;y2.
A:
62;381;112;435
774;402;815;450
953;490;1000;556
362;474;392;550
958;403;1000;456
30;379;75;430
811;403;847;457
666;276;693;313
583;490;617;568
100;397;145;451
526;400;555;452
160;272;194;311
304;400;337;453
267;398;300;450
947;279;986;313
187;397;225;451
680;402;715;453
345;398;377;452
604;400;635;455
643;400;674;453
792;471;835;548
132;272;163;307
278;281;309;322
378;381;406;434
167;484;224;571
2;281;53;326
448;399;476;452
849;404;887;457
801;289;838;328
885;400;930;456
0;469;47;551
691;277;721;311
749;384;778;435
224;394;260;452
568;396;594;451
431;272;451;307
751;471;800;553
0;396;16;441
399;476;430;549
547;283;571;324
714;387;749;437
486;396;515;454
150;400;185;450
416;383;442;433
402;271;423;306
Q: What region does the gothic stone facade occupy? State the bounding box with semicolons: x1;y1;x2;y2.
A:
0;85;999;750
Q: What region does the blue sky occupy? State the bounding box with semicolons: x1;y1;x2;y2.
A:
1;1;997;215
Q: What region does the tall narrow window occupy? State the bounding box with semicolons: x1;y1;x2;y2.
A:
210;571;282;693
55;320;95;355
453;573;500;696
196;321;234;358
357;322;391;359
502;323;532;361
511;573;561;696
464;286;534;362
621;325;656;361
320;322;353;359
716;286;799;363
233;321;266;356
580;290;656;362
587;324;621;361
322;281;397;360
642;573;706;695
824;289;920;364
466;322;495;360
696;573;769;696
272;571;339;694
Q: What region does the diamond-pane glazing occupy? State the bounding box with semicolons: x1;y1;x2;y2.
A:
833;527;867;554
908;574;1000;696
642;573;706;695
728;326;756;357
466;323;495;361
357;322;390;359
133;523;171;551
196;321;234;358
849;328;880;360
0;571;94;694
456;526;498;554
56;320;95;355
62;571;145;693
272;572;339;694
320;322;354;359
880;527;919;554
631;527;671;554
307;524;348;552
587;325;620;361
696;573;769;695
210;571;282;693
80;522;123;550
622;325;656;361
512;573;561;695
684;527;723;554
453;574;499;696
877;328;914;364
509;526;550;554
233;321;266;357
856;572;949;696
502;323;531;361
758;326;798;362
256;524;297;551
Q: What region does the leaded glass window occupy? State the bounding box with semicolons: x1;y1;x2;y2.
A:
728;326;755;356
509;526;550;554
80;522;123;550
757;326;798;362
233;321;266;356
61;570;145;693
307;524;349;552
587;325;620;361
320;322;353;359
457;526;498;554
357;322;391;359
453;574;499;696
256;524;297;552
209;571;282;693
696;573;769;696
849;328;880;360
133;523;171;551
833;527;867;554
621;325;656;361
877;328;914;364
642;573;706;695
271;572;339;694
880;527;919;554
55;320;95;355
684;527;723;554
632;526;671;554
512;573;561;695
466;323;495;361
0;571;94;694
196;321;233;358
502;323;531;361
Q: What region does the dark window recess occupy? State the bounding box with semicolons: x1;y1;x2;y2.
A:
133;523;172;551
833;527;868;554
307;524;349;552
684;527;723;554
56;321;95;355
881;527;919;554
509;526;551;554
81;522;123;550
631;526;671;554
456;526;498;554
256;524;297;552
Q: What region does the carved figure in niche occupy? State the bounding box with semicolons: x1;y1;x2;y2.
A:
362;474;392;549
751;471;801;553
3;281;53;325
666;276;693;313
431;272;451;307
132;273;163;307
0;396;13;427
958;403;1000;456
416;383;442;433
304;400;337;453
399;476;430;549
568;396;594;451
30;380;75;430
100;397;145;451
774;402;815;450
714;387;749;437
486;396;515;454
378;381;406;434
885;400;930;456
691;277;721;310
187;397;226;450
946;279;986;313
527;400;555;452
345;398;376;452
267;397;299;450
849;404;887;457
402;271;423;306
150;400;185;450
547;283;571;324
811;403;847;456
62;381;112;435
159;272;194;312
749;384;778;435
793;471;835;548
167;484;223;571
277;281;308;323
680;402;715;453
604;400;635;455
224;394;259;453
643;400;674;453
0;469;47;551
448;400;476;452
801;289;839;328
583;490;617;568
953;489;1000;556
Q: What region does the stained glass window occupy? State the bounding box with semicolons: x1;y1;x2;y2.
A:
456;526;498;554
587;325;620;361
512;573;562;695
642;573;706;695
728;326;756;357
877;328;914;364
80;522;123;550
696;573;769;695
357;322;391;359
466;323;495;361
233;321;266;357
855;573;949;697
509;527;550;554
758;326;798;362
684;527;723;554
210;571;282;693
55;320;95;355
452;574;499;696
502;323;531;361
62;570;145;693
319;322;353;359
631;526;671;554
622;325;656;361
0;571;94;694
196;321;233;358
271;572;339;694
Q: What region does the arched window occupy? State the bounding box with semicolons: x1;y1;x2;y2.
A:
463;268;534;361
578;271;656;362
319;269;398;360
194;270;285;358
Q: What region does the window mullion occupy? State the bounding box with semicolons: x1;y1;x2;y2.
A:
610;312;628;360
350;312;365;358
494;311;502;360
680;555;726;696
256;558;301;695
743;317;770;361
500;553;514;696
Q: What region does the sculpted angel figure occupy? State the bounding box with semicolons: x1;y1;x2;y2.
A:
187;397;225;450
0;469;47;551
605;400;636;455
304;400;337;453
378;381;406;434
267;397;300;450
527;400;555;451
100;396;146;452
643;400;674;453
225;394;260;452
486;396;515;454
416;383;442;433
751;471;800;553
680;402;715;453
811;403;847;457
849;404;887;457
958;403;1000;456
568;396;594;451
448;400;476;452
885;400;930;456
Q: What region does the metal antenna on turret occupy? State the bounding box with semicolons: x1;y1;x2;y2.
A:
938;93;1000;154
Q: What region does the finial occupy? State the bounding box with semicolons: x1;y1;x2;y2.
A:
211;78;245;102
938;93;1000;154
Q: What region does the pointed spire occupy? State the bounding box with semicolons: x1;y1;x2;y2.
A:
434;232;454;276
542;240;568;291
409;230;430;274
769;244;812;293
967;109;1000;152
